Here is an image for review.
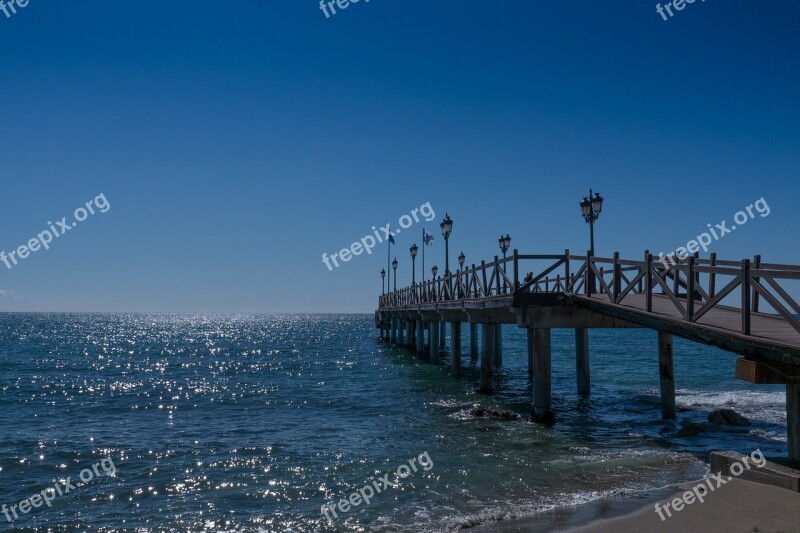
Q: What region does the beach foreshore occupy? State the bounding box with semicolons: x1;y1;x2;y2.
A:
469;478;800;533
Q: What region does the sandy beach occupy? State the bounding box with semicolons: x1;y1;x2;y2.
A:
471;478;800;533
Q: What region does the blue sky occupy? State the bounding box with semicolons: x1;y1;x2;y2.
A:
0;0;798;312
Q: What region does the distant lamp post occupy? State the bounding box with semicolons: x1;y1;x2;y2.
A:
499;234;511;293
440;213;453;276
580;189;603;254
392;257;398;291
410;244;418;285
580;189;604;294
381;268;386;295
498;234;511;270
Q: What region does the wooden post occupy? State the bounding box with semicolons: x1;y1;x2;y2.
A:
494;255;501;295
533;328;552;419
788;383;800;460
479;324;495;394
470;323;478;359
613;251;621;302
390;318;397;343
416;318;425;358
742;259;751;335
430;321;440;363
639;250;648;294
440;321;446;349
405;319;413;348
753;254;761;313
658;331;676;419
576;328;590;396
687;256;695;322
513;249;519;292
451;322;462;377
646;253;654;312
527;327;534;376
398;319;405;345
481;260;488;298
564;249;571;289
586;250;593;297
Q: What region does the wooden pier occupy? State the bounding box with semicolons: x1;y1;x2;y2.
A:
376;250;800;459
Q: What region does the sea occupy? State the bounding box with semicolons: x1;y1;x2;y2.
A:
0;313;788;532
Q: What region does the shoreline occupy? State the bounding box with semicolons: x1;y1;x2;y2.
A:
468;478;800;533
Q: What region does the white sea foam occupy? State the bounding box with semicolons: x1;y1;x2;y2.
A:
674;388;787;425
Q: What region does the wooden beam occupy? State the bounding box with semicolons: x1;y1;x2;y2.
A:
736;358;800;384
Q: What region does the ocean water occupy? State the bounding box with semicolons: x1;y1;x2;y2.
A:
0;313;789;532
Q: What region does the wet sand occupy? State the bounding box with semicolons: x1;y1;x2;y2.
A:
470;478;800;533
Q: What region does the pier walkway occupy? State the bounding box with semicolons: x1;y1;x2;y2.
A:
376;251;800;459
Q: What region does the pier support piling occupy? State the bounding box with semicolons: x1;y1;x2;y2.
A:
789;384;800;460
416;318;425;358
390;318;397;344
576;328;590;396
398;319;405;345
533;328;553;422
405;320;413;349
470;324;479;359
494;324;503;367
658;331;676;420
451;322;461;377
479;324;495;393
430;321;440;363
527;328;534;376
440;322;446;349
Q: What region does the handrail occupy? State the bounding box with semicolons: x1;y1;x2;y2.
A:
378;250;800;339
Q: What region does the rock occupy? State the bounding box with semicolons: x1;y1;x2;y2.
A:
470;405;519;420
708;408;751;427
675;421;718;438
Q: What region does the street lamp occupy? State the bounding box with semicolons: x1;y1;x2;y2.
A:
580;189;603;254
440;213;453;276
580;188;604;295
392;257;398;291
498;234;511;293
410;244;418;285
381;268;386;295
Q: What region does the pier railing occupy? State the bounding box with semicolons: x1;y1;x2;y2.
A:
379;250;800;338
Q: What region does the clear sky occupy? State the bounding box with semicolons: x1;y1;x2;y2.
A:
1;0;798;312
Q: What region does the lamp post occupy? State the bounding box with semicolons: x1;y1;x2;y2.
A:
410;244;418;285
392;257;398;291
580;189;604;294
458;251;465;298
499;234;511;293
381;268;386;295
440;213;453;298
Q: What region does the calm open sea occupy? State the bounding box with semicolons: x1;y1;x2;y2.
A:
0;314;788;531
